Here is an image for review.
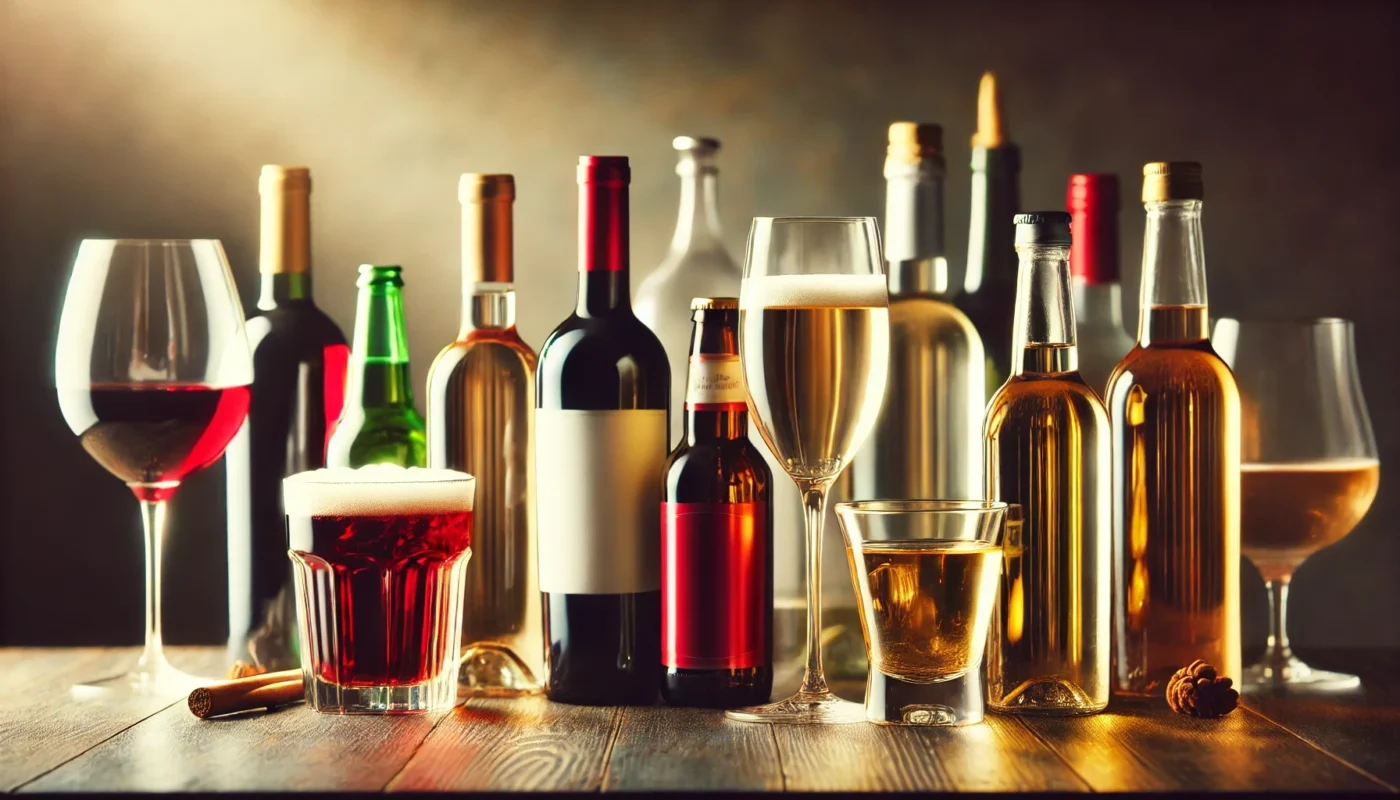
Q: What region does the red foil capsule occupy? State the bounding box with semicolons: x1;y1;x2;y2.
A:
661;502;767;670
577;156;629;273
1066;173;1120;285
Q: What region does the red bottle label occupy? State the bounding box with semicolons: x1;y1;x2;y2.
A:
322;343;350;453
661;502;767;670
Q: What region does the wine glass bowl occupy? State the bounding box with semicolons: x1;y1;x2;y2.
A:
56;239;253;696
1212;317;1379;692
727;217;890;724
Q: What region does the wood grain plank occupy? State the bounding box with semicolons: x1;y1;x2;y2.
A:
21;701;440;793
386;696;618;792
775;713;1086;792
602;706;784;791
1243;650;1400;790
1;647;226;792
1020;695;1390;792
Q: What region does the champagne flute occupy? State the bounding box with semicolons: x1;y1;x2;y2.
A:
727;217;890;724
1213;318;1379;692
56;240;253;697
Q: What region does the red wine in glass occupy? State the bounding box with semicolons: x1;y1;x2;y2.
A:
60;383;251;501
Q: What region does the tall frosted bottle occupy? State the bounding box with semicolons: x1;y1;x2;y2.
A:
427;174;543;695
536;156;669;705
852;122;985;503
225;165;349;672
984;212;1110;714
1107;163;1241;694
661;298;773;708
327;265;427;469
1066;174;1134;394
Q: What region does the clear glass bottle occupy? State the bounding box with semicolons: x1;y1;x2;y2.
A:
635;137;808;695
1106;162;1241;695
852;121;985;503
1067;174;1134;396
984;212;1111;715
427;174;542;696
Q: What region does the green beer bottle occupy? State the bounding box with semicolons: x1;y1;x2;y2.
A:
326;264;427;468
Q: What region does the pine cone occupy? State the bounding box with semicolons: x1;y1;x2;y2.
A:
1166;659;1239;718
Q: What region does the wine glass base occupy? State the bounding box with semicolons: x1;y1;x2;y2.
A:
1242;654;1361;694
725;690;866;724
70;663;217;701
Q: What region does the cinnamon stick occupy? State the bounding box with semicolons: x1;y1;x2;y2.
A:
188;669;304;719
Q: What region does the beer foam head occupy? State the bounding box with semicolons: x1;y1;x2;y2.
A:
739;273;887;309
283;465;475;517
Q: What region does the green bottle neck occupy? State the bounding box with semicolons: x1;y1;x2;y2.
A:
257;271;313;309
347;277;414;410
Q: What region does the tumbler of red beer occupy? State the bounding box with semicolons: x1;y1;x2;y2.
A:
284;465;475;713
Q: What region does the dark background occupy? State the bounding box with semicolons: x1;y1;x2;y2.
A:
2;0;1396;650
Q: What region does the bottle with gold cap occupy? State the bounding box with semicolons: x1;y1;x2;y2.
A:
426;174;543;696
1106;162;1242;695
660;297;773;708
225;165;349;673
958;71;1021;399
852;121;986;503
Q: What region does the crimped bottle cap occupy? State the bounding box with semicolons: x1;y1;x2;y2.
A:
1013;211;1072;246
691;296;738;311
459;173;514;203
886;122;943;164
1142;161;1204;202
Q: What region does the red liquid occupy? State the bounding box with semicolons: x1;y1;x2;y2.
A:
289;511;473;687
59;383;251;501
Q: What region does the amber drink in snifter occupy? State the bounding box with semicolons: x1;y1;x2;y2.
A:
1213;318;1379;692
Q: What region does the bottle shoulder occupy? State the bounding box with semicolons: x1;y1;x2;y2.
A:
663;439;774;502
248;303;347;352
1105;342;1240;407
986;373;1109;431
889;294;981;337
429;329;538;384
537;312;670;408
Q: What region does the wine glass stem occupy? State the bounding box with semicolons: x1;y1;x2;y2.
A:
135;499;172;675
799;482;831;696
1265;575;1293;667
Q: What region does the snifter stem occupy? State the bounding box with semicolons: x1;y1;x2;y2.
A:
799;482;831;696
1265;577;1293;669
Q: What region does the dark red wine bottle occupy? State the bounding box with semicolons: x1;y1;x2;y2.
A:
536;156;670;706
660;298;773;708
224;166;349;673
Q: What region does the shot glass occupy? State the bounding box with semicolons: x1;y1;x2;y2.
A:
284;465;475;714
836;500;1007;726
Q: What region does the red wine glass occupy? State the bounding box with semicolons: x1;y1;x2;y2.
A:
56;239;253;697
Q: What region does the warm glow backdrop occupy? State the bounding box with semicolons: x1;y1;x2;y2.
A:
2;0;1396;649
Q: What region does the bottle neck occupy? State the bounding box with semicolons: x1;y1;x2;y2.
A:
1011;244;1077;376
461;283;517;335
885;161;949;296
348;284;414;409
1137;200;1209;344
682;309;747;444
686;408;747;444
669;165;725;256
258;272;313;308
577;178;631;316
964;146;1021;295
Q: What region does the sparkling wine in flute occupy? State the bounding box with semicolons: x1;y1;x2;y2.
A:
1240;459;1379;581
740;275;890;482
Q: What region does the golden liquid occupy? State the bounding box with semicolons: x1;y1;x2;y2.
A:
1241;460;1379;581
984;346;1111;714
426;326;543;694
741;304;890;483
852;295;985;501
1107;305;1241;695
846;541;1002;681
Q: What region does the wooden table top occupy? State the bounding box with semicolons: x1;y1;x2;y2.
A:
2;647;1396;793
